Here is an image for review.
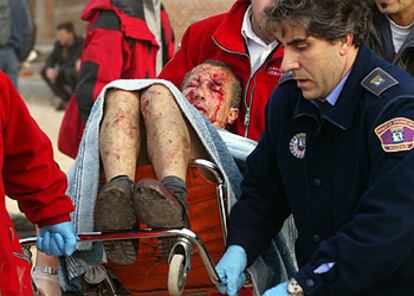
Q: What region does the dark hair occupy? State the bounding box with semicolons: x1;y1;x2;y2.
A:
56;22;75;33
265;0;372;47
182;59;243;109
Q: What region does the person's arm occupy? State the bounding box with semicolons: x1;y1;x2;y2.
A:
10;0;35;62
215;92;292;296
75;11;127;122
44;42;60;70
294;97;414;295
59;37;83;83
0;72;74;226
160;3;175;65
226;96;292;264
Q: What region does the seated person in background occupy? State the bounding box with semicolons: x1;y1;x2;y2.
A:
95;59;242;264
41;22;83;110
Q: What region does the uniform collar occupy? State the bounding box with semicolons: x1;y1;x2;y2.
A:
294;45;376;130
311;70;351;108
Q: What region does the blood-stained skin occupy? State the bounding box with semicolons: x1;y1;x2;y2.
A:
182;64;234;127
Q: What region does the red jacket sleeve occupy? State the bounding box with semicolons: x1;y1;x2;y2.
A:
76;11;127;121
0;72;74;227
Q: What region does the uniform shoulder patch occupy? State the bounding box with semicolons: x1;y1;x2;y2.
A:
279;72;294;84
361;67;398;96
374;117;414;152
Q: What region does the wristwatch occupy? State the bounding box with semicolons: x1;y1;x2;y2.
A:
32;266;58;275
287;277;303;296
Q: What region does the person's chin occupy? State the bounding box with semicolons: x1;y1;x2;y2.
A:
296;81;315;99
301;89;319;100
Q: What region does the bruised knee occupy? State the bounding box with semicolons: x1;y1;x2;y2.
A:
104;89;140;113
140;84;176;118
102;89;140;131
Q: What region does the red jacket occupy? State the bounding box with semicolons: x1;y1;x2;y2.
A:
58;0;175;158
159;0;284;141
0;72;74;295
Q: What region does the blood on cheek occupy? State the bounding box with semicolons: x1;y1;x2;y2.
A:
184;67;229;121
209;89;224;121
209;74;225;121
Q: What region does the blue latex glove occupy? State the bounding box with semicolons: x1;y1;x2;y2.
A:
262;281;289;296
37;221;78;256
215;245;247;296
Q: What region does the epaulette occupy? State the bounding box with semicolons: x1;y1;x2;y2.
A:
279;72;294;85
361;67;399;96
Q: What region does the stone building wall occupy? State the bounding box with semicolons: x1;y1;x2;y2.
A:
31;0;235;46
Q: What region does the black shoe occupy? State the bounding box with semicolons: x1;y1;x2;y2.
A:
133;178;190;259
94;176;138;265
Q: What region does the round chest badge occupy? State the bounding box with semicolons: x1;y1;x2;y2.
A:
289;133;307;159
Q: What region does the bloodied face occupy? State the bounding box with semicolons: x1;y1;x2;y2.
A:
182;63;239;128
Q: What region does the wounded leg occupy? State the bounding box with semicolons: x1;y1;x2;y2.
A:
95;89;141;265
135;85;211;258
141;84;190;181
134;84;190;224
100;89;141;181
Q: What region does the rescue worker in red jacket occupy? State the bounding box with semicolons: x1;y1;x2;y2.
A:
159;0;284;141
58;0;175;159
0;71;77;295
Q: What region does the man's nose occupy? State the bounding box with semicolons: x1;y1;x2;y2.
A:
280;49;300;73
194;86;208;101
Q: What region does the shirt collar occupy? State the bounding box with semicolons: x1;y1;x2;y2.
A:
294;46;374;130
314;70;352;107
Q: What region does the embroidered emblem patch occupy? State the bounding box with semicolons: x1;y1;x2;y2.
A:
375;117;414;152
370;74;385;87
267;65;284;76
361;67;398;96
289;133;306;159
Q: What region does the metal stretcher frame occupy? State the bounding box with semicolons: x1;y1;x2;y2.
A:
21;228;222;287
20;159;230;295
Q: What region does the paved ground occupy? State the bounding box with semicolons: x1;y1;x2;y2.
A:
6;64;74;216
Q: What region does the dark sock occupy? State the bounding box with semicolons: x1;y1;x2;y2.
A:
159;176;189;259
110;175;133;183
161;176;188;207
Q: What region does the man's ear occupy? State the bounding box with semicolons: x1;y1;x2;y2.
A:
338;33;354;56
227;108;239;125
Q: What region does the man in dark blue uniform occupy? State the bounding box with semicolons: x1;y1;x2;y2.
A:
215;0;414;295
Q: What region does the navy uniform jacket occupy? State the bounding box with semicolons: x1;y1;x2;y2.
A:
227;45;414;296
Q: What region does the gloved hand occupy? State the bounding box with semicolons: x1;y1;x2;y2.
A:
37;221;78;257
215;245;247;296
262;281;289;296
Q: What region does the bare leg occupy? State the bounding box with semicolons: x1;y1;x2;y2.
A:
96;89;141;265
100;89;141;181
141;85;190;181
137;85;212;259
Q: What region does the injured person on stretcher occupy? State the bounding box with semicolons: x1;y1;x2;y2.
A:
54;59;294;295
95;59;243;265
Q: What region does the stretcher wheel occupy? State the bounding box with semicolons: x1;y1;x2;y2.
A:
168;254;187;296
